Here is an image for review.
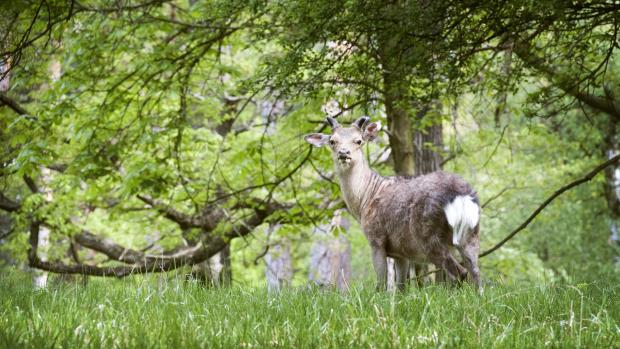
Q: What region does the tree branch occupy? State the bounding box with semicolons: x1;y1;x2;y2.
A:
481;185;519;209
513;40;620;121
28;197;286;277
73;230;194;264
30;226;216;277
22;175;38;193
480;154;620;257
0;214;14;240
136;194;207;229
0;92;30;116
0;192;20;212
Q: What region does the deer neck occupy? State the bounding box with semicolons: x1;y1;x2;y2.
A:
336;158;383;220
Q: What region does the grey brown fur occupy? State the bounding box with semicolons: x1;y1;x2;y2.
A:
305;117;481;291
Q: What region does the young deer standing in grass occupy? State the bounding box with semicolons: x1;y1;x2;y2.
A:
305;116;481;291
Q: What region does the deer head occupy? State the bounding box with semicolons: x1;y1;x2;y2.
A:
304;116;381;169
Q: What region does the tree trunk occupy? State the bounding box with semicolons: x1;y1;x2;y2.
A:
0;56;10;92
382;73;415;176
32;167;53;289
604;117;620;268
190;244;232;287
494;42;513;128
308;210;351;291
219;244;232;286
377;22;415;177
0;214;12;265
30;48;64;289
413;120;443;176
264;224;293;292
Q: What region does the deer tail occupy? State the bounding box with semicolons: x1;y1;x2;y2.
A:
444;195;480;247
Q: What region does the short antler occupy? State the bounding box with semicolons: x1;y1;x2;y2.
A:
326;116;341;129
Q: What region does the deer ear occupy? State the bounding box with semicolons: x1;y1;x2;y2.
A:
352;116;370;129
304;133;330;147
362;121;381;141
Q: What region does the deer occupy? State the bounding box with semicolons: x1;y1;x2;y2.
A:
305;116;481;291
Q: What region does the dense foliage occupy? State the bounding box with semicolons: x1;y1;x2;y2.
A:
1;0;619;286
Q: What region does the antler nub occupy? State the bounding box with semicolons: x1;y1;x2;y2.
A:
325;116;341;129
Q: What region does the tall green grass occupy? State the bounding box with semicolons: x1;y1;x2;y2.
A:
1;271;619;348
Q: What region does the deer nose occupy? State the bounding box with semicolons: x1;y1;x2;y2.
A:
338;149;351;158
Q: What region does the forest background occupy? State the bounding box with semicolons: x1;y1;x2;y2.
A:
2;1;620;347
1;1;620;346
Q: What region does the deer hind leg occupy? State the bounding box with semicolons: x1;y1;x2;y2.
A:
413;263;427;288
427;246;467;285
457;231;482;291
394;258;410;292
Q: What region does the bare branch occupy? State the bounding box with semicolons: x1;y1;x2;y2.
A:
480;124;508;169
22;175;38;193
480;154;620;257
47;164;68;172
136;194;206;229
481;185;518;209
513;40;620;121
0;92;30;116
73;230;232;265
0;230;14;240
30;225;216;277
0;192;20;212
28;196;286;276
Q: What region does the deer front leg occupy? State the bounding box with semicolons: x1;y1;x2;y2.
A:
371;247;388;291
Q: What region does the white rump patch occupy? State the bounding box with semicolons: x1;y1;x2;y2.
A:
444;195;480;246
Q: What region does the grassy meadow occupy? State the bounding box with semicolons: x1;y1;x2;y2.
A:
1;270;619;348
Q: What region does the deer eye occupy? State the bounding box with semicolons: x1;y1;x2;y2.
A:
355;139;362;145
329;139;336;146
